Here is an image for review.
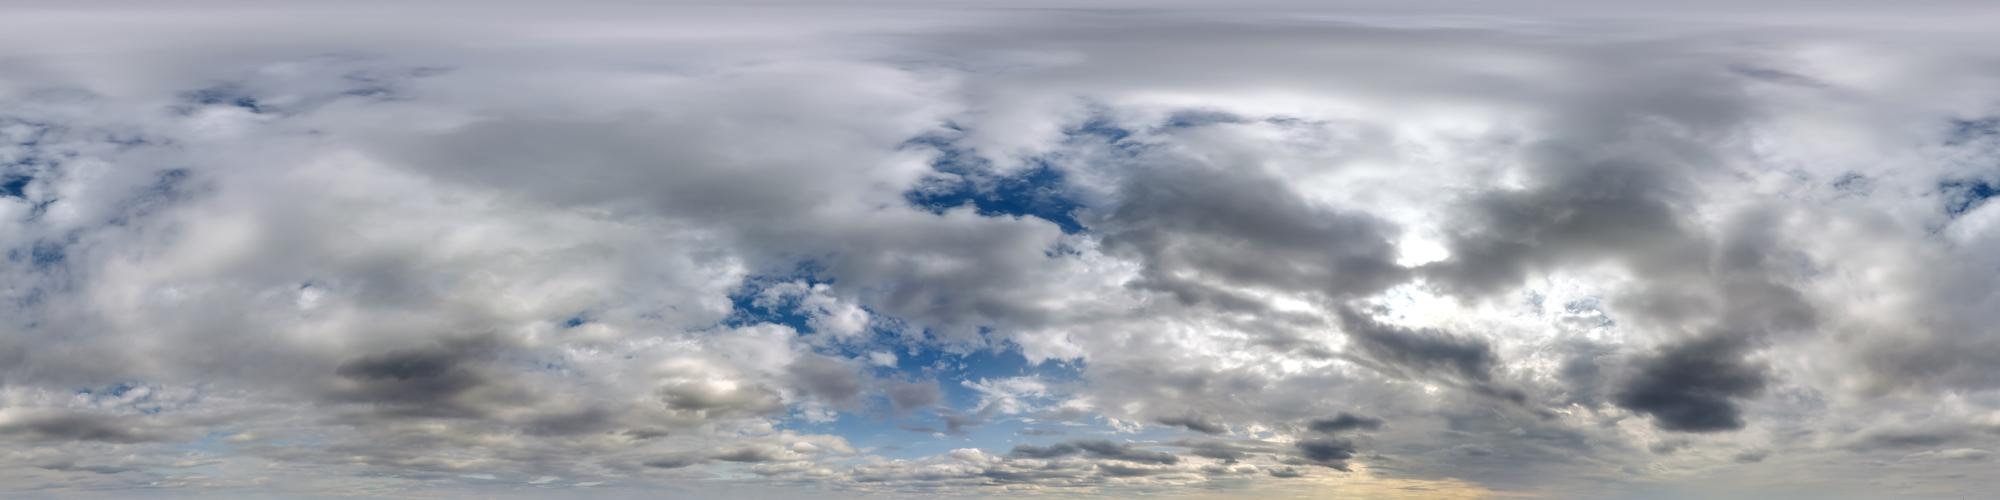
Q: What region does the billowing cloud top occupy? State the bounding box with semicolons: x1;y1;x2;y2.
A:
3;1;2000;498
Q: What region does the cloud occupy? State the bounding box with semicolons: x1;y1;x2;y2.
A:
884;379;943;415
1009;440;1181;465
326;335;506;418
1334;308;1529;406
1338;309;1498;382
1306;413;1385;434
787;355;867;408
0;411;169;444
1183;440;1250;463
2;2;2000;498
1843;426;1976;452
1156;414;1227;435
657;377;785;418
1295;438;1358;471
1613;336;1768;433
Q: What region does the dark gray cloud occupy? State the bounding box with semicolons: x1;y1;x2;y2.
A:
1649;438;1690;455
1598;210;1817;434
35;462;139;475
1613;336;1767;432
643;454;705;469
1009;440;1180;465
1333;308;1535;409
1557;340;1617;406
1336;308;1497;383
941;410;985;435
1096;463;1165;477
326;335;505;418
1844;426;1972;452
712;446;786;463
1009;442;1086;459
1420;148;1705;301
0;2;1997;497
1156;414;1226;435
1307;412;1385;434
786;355;866;407
521;407;616;436
1097;159;1407;306
1185;441;1246;463
0;412;168;444
884;379;943;415
1295;438;1357;470
658;379;785;418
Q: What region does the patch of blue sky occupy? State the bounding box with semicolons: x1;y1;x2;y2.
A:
11;171;191;303
337;66;449;99
1940;117;2000;218
722;256;1098;454
1065;114;1134;144
178;430;325;461
894;344;1081;409
1940;179;1998;218
0;116;56;148
182;430;239;451
2;117;59;198
903;108;1294;234
720;263;832;333
905;110;1279;235
0;174;27;199
907;163;1085;234
781;344;1092;458
3;117;155;217
177;72;425;117
902;124;1089;234
856;413;1054;460
74;382;169;415
9;238;67;270
1830;172;1871;195
74;381;139;398
1157;109;1249;131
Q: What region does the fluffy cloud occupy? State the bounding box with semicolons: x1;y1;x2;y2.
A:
3;1;2000;498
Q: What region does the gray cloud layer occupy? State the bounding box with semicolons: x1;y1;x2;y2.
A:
3;2;2000;498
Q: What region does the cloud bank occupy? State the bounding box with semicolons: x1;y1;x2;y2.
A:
4;1;2000;498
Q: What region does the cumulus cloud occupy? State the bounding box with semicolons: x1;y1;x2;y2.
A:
1306;412;1385;434
1295;438;1360;471
1155;414;1228;435
1613;336;1768;432
3;0;2000;497
1009;439;1180;465
0;411;171;444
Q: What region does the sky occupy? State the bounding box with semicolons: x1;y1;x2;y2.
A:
3;1;2000;498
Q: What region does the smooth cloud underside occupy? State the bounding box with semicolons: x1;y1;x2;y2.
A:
3;1;2000;498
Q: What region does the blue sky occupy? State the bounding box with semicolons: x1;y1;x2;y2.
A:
4;2;2000;499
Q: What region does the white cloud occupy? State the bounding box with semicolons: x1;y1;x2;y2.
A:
2;1;2000;498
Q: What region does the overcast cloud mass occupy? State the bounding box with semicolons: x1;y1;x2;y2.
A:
4;1;2000;498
